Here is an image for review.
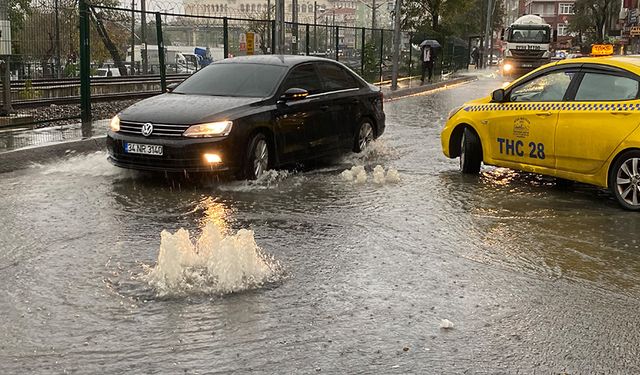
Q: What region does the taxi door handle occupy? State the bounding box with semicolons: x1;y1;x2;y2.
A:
536;112;552;117
610;112;631;116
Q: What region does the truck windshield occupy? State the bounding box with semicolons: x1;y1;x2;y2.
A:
508;28;550;43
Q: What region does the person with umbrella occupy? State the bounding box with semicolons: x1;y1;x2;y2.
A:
420;39;440;84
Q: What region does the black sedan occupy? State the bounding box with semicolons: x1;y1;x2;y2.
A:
106;55;386;179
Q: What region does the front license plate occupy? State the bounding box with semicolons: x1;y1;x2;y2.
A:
124;142;163;156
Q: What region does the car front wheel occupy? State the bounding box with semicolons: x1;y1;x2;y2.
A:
354;119;374;153
243;133;270;180
610;151;640;210
460;127;482;174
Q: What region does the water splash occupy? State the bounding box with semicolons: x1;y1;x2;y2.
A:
144;222;281;297
217;169;300;192
341;139;398;165
341;165;400;185
341;165;367;184
40;151;130;178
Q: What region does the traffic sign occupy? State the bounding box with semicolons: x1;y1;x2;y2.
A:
246;32;255;55
239;33;247;51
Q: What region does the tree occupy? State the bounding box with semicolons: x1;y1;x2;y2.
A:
402;0;504;39
8;0;32;53
570;0;621;43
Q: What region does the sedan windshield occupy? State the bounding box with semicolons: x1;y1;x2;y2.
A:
173;63;287;97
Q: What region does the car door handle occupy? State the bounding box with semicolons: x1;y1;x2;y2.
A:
610;111;631;116
536;112;552;117
320;105;330;111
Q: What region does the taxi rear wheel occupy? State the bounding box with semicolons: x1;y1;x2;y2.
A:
460;127;482;174
610;151;640;210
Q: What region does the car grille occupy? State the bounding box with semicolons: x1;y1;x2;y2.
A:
119;121;190;137
511;49;546;58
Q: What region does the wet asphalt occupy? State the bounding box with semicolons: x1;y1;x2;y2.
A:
1;74;640;374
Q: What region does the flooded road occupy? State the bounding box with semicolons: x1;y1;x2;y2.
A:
2;75;640;374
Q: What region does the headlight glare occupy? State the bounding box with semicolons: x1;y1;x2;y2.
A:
109;115;120;132
503;63;513;72
183;121;233;137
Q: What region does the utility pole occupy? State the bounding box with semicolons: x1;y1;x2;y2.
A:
372;0;376;30
0;0;12;115
131;0;135;75
292;0;298;54
54;0;62;78
483;0;492;69
314;1;317;53
390;0;401;91
141;0;147;74
275;0;285;53
267;0;271;52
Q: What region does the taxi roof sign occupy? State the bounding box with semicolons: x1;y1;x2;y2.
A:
591;44;614;56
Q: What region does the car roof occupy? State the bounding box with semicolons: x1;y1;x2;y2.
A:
215;54;342;67
555;55;640;75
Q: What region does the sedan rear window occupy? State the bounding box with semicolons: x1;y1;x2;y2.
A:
174;63;287;97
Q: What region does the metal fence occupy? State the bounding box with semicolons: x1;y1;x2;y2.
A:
1;0;470;128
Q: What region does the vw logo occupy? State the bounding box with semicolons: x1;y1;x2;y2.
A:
141;122;153;137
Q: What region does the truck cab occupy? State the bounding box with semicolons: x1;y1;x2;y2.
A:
501;15;556;77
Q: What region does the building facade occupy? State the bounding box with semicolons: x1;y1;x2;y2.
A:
504;0;526;26
523;0;575;37
524;0;576;48
183;0;392;29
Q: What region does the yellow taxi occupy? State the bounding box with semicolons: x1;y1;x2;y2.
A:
442;54;640;210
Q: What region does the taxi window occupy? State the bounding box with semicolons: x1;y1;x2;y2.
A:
575;73;639;101
510;71;574;102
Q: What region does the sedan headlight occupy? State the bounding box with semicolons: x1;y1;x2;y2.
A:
183;121;233;137
109;115;120;132
448;106;463;119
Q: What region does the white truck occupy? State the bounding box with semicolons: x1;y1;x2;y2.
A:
500;15;556;77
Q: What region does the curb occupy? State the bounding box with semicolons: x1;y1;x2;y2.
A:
383;75;477;100
0;137;106;174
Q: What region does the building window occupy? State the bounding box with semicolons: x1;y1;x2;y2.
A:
558;23;569;36
559;3;575;15
302;4;307;12
257;4;262;11
240;4;244;11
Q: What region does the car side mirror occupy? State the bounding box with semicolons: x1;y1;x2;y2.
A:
279;88;309;103
492;88;506;102
166;82;180;92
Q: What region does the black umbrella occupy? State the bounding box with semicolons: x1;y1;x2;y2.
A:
419;39;442;48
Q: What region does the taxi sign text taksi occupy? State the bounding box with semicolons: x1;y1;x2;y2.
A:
591;44;614;56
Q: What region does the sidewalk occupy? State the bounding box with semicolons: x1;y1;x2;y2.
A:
0;72;481;173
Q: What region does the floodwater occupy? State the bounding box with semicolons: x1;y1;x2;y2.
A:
2;75;640;374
